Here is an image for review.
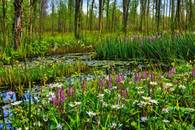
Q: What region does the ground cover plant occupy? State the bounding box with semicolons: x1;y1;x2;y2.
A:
1;0;195;129
1;63;194;129
96;34;195;61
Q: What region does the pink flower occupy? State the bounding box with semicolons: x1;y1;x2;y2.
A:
51;88;66;105
66;87;75;96
150;73;155;81
98;79;105;87
143;71;148;79
134;72;141;82
107;75;113;89
116;74;124;83
192;69;195;76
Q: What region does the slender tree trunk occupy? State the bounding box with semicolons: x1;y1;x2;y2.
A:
106;0;110;31
122;0;131;35
86;0;90;30
89;0;95;31
146;0;150;34
189;0;193;31
51;1;54;36
13;0;23;50
111;0;117;32
2;0;7;48
171;0;175;36
75;0;82;39
175;0;181;31
99;0;104;33
156;0;161;33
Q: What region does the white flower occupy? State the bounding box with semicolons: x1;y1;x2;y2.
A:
11;101;22;106
47;92;55;101
164;83;173;87
170;88;175;92
102;102;108;107
162;108;169;113
138;91;144;94
69;102;75;107
178;85;186;90
87;111;96;117
150;99;158;105
112;86;117;90
141;116;148;122
74;101;81;106
97;94;104;99
110;122;117;129
104;89;111;94
142;96;151;101
150;81;158;86
57;124;62;129
111;104;123;110
163;119;170;123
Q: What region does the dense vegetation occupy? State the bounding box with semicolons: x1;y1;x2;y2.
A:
0;0;195;130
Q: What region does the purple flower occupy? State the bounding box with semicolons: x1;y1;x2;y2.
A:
116;74;125;83
108;76;112;89
150;73;155;81
99;79;105;87
167;71;174;79
134;72;141;82
143;71;148;79
66;87;75;96
167;67;176;79
81;80;87;93
192;69;195;76
51;96;58;105
57;88;65;103
171;67;176;73
51;88;66;105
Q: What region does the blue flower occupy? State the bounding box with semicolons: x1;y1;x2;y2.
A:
2;91;16;103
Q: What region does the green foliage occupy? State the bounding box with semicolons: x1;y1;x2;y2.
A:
96;34;195;61
0;61;90;87
9;63;195;129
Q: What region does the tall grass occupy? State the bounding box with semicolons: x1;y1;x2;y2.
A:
96;34;195;61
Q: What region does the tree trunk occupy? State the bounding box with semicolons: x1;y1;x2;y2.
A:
75;0;81;39
106;0;110;31
111;0;117;32
2;0;7;48
122;0;131;35
51;1;54;36
13;0;23;50
89;0;95;31
99;0;104;33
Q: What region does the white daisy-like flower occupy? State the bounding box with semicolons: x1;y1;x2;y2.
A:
138;91;144;94
150;81;158;86
141;116;148;122
47;92;55;101
74;101;81;106
164;83;173;87
178;85;186;90
68;102;75;107
102;102;108;107
163;119;170;123
87;111;96;117
11;101;22;106
110;122;117;129
170;88;175;92
162;108;169;113
97;94;104;99
111;104;123;110
142;96;151;101
57;123;62;129
150;99;158;105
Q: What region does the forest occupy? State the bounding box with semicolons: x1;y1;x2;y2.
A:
0;0;195;129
